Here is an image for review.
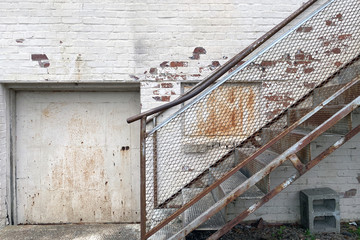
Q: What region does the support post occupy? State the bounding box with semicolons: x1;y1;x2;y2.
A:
140;117;147;240
152;117;158;207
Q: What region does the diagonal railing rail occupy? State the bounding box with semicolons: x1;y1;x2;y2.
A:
128;0;360;239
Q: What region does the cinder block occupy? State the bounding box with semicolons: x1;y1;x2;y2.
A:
300;188;340;233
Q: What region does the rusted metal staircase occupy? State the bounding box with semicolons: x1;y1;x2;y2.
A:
127;0;360;239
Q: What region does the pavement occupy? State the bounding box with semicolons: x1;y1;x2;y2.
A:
0;224;140;240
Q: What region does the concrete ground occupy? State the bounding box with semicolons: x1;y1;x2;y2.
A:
0;224;140;240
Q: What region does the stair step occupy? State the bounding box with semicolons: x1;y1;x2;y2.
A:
148;224;180;240
287;105;356;134
313;81;360;106
261;128;312;164
234;148;278;193
149;208;183;240
206;151;238;184
182;188;226;230
218;171;264;200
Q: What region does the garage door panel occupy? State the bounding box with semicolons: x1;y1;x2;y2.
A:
15;91;140;224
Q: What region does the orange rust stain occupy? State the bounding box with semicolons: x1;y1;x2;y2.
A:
195;86;256;136
42;103;67;118
42;108;50;118
47;112;114;222
228;88;235;103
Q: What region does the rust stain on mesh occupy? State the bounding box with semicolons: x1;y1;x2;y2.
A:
195;86;256;136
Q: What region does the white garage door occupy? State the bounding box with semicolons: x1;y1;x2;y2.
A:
15;91;140;224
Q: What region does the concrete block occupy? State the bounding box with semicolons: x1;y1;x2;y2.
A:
300;188;340;233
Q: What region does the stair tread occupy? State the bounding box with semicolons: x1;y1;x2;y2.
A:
237;148;278;166
182;188;226;230
149;208;183;240
151;208;179;223
288;104;355;135
220;171;265;199
291;128;343;137
256;149;279;166
148;224;180;240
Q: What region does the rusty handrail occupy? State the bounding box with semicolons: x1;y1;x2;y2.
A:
127;0;318;124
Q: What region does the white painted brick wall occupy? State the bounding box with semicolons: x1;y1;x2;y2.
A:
1;0;358;229
0;0;305;111
0;85;7;228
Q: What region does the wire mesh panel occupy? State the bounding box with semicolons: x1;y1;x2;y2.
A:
143;0;360;238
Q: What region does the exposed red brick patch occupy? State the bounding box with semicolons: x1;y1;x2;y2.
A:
264;94;294;109
31;54;48;61
207;61;221;70
323;41;331;46
212;61;220;67
129;75;139;81
296;26;313;33
160;61;169;68
344;189;357;198
153;90;159;95
161;96;170;102
331;48;341;54
171;90;176;95
266;109;282;120
229;61;245;72
338;34;352;40
334;61;343;67
42;62;50;68
304;67;314;74
161;83;173;88
16;39;25;43
170;61;188;68
294;61;310;66
262;82;271;88
31;54;50;68
261;61;276;67
304;82;316;88
191;74;201;78
325;20;334;26
149;68;157;74
336;13;343;21
295;51;305;60
176;74;186;80
286;67;298;73
190;47;206;60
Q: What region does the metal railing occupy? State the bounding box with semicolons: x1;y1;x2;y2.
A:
130;0;360;238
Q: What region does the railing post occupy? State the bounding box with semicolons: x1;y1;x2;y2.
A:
152;117;158;208
140;117;147;240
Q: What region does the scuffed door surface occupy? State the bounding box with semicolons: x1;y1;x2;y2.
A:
15;92;140;224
